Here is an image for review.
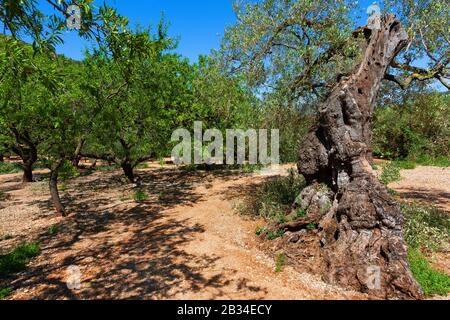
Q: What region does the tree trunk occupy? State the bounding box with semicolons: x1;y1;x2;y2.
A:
90;159;97;169
292;15;422;299
72;139;85;167
21;146;37;183
49;160;66;217
0;153;4;162
121;161;135;183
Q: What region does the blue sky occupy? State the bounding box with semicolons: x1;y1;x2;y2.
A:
42;0;238;62
44;0;377;62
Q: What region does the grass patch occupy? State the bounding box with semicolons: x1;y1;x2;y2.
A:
59;182;68;192
275;253;286;273
403;204;450;296
0;287;13;299
133;189;149;202
0;242;40;277
306;223;318;230
380;163;401;185
255;226;267;236
295;208;306;219
408;248;450;297
403;204;449;251
393;160;417;170
136;163;150;169
48;224;59;236
414;155;450;168
266;229;285;240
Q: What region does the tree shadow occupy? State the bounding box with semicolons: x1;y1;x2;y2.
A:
1;167;268;299
395;188;450;212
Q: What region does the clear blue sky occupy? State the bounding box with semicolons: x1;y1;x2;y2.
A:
42;0;377;62
42;0;238;62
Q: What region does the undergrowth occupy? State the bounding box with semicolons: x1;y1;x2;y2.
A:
0;242;40;277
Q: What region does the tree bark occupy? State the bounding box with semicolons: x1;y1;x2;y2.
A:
292;15;423;299
49;160;66;217
21;146;37;183
72;139;85;167
121;161;135;183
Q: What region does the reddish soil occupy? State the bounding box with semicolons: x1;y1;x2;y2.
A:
0;164;448;300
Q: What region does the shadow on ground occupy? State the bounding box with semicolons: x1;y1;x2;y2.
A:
1;167;267;299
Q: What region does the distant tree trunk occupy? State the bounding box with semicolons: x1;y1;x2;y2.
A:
0;154;4;162
121;161;135;183
49;160;66;217
287;15;422;299
72;139;85;167
90;159;97;169
119;138;136;183
21;146;37;183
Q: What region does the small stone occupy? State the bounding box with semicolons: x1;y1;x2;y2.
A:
289;234;300;243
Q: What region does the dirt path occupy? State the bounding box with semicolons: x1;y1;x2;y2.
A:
0;164;448;299
388;166;450;212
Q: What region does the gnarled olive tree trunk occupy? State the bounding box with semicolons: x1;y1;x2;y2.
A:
291;15;423;299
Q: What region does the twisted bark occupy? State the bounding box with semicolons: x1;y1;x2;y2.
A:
293;15;423;299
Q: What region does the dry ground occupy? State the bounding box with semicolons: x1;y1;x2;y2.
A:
0;163;448;300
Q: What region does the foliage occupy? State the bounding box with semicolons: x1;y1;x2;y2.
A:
0;242;40;276
408;247;450;297
255;226;267;236
0;287;12;299
220;0;358;98
373;92;449;163
0;162;22;174
237;169;306;220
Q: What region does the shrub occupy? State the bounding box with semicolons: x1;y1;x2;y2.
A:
0;242;40;276
236;169;306;220
408;248;450;297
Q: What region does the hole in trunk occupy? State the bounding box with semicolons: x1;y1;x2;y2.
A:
334;230;340;241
